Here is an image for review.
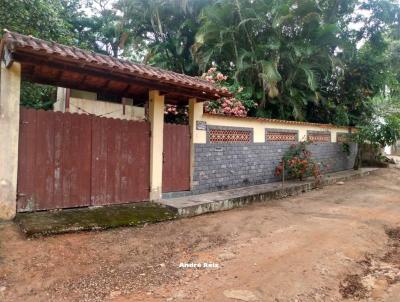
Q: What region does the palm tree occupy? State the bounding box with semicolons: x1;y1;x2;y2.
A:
193;0;346;121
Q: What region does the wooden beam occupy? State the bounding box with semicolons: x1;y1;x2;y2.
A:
80;74;88;85
103;79;111;90
55;69;64;83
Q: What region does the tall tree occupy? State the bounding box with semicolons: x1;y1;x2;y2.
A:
193;0;358;121
193;0;400;124
0;0;94;109
111;0;212;74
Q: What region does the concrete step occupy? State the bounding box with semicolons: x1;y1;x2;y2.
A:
157;168;380;217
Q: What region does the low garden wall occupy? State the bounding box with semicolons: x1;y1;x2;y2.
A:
190;112;357;194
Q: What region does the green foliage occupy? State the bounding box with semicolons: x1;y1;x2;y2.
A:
193;0;350;121
111;0;212;74
341;142;351;156
2;0;400;122
0;0;73;43
20;82;56;110
353;118;400;148
0;0;86;109
352;95;400;147
193;0;400;124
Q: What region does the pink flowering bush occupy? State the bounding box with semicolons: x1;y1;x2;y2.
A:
202;67;228;83
164;104;188;124
204;97;248;117
165;104;179;115
201;67;256;117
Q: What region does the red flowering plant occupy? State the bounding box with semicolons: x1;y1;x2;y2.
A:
201;67;257;117
275;142;328;184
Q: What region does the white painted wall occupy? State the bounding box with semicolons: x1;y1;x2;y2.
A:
68;98;145;121
54;88;145;120
192;111;353;144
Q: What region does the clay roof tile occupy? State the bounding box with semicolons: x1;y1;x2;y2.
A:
0;31;232;99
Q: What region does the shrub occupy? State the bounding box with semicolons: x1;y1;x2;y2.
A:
164;104;188;124
275;142;327;182
201;67;257;117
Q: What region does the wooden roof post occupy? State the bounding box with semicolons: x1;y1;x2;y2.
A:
0;61;21;220
148;90;165;200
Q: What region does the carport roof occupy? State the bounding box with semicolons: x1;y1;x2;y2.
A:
0;30;231;101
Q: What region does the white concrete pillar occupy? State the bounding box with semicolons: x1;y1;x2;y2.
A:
189;98;205;144
148;90;165;200
299;128;308;142
54;87;67;112
188;98;200;188
0;62;21;220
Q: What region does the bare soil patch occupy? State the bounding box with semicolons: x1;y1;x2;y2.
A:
1;168;400;302
383;228;400;266
340;227;400;300
340;274;368;299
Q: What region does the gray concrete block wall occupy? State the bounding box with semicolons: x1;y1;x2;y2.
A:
309;143;357;172
192;142;357;194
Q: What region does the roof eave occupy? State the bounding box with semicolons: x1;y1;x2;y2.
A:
0;31;232;100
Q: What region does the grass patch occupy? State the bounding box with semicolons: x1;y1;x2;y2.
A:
15;202;177;237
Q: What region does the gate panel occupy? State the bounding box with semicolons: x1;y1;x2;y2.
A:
120;120;151;203
17;108;38;211
91;117;150;206
17;108;150;212
91;116;107;205
34;110;55;210
162;123;191;193
17;109;92;211
58;113;92;208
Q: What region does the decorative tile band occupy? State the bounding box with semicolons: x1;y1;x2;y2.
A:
307;131;331;143
209;129;252;143
337;132;350;143
265;129;298;142
207;126;253;144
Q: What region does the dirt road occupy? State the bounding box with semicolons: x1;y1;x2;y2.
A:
1;167;400;302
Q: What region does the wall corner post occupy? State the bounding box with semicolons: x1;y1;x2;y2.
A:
0;61;21;220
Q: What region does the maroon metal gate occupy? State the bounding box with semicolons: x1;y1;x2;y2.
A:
17;108;150;212
162;123;191;193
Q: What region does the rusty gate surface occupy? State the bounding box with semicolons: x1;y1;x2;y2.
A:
17;108;150;212
162;123;191;193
